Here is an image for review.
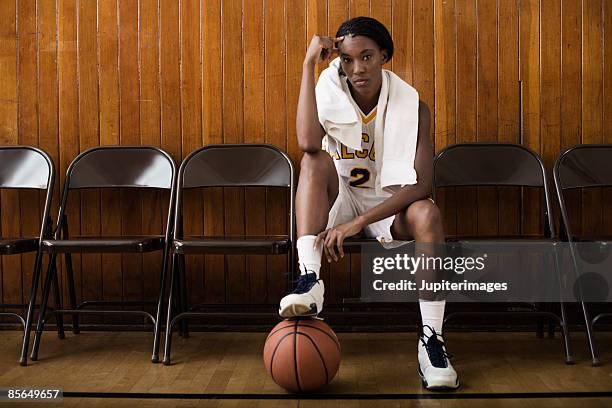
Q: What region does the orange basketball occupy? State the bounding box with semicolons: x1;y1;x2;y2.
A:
263;317;341;393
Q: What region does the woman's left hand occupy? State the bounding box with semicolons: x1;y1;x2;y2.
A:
315;217;365;263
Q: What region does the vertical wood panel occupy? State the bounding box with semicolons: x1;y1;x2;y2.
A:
244;0;268;302
202;0;225;303
140;0;163;302
498;0;520;236
603;0;612;233
455;0;477;236
581;0;604;236
561;0;582;235
222;0;246;304
519;0;542;236
16;0;38;307
78;0;101;309
58;0;81;314
98;0;121;311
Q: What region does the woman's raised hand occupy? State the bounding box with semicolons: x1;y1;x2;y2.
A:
304;35;344;66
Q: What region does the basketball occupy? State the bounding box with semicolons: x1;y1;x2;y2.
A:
263;318;341;393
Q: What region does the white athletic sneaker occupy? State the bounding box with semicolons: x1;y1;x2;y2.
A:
279;272;324;318
417;325;459;390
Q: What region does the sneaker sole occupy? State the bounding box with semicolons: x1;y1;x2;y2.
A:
418;367;459;390
279;303;318;318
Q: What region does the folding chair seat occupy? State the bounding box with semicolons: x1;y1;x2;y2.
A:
174;235;290;255
434;143;573;364
554;144;612;366
162;144;295;365
0;147;56;366
29;146;176;365
0;238;39;255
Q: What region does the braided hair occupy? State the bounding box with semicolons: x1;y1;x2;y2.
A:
335;16;394;63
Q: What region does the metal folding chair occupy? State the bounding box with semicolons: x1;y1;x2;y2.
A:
0;147;55;365
162;143;295;365
29;146;176;364
434;143;573;364
554;144;612;366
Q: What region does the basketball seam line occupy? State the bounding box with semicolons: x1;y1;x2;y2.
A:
266;323;295;340
297;324;341;352
268;331;295;386
298;331;330;386
293;319;302;393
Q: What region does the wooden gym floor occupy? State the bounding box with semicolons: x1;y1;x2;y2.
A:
0;330;611;407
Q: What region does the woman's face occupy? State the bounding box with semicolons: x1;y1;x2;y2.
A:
338;35;388;97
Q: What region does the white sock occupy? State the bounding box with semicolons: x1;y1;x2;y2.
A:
419;299;446;335
297;235;322;278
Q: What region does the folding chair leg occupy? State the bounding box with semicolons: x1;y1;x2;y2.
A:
559;301;574;364
51;261;65;340
19;250;44;366
151;246;171;364
178;254;189;338
162;255;177;365
581;301;599;366
31;254;58;361
65;253;80;334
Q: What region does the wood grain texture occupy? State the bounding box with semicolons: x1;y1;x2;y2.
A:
0;1;609;309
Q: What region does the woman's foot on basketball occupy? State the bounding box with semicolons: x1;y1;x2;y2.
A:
417;325;459;390
279;272;324;318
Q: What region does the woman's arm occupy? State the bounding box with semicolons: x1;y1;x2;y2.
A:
297;35;344;153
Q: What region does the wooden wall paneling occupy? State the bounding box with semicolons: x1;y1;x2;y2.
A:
0;0;18;315
16;0;38;309
581;0;604;236
181;0;206;305
98;0;122;320
371;0;392;72
328;0;351;305
57;0;81;320
202;0;225;304
77;0;102;320
119;0;144;318
139;0;163;304
519;0;542;236
560;0;582;235
497;0;520;236
476;0;499;236
392;0;413;84
349;0;369;17
603;0;612;233
455;0;478;236
222;0;246;304
434;0;457;236
159;0;182;309
265;0;289;303
540;0;561;235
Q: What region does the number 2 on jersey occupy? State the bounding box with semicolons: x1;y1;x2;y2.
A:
349;168;370;187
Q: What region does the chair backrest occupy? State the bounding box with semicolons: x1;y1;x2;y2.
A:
0;146;53;190
434;143;555;237
67;146;175;190
554;145;612;190
175;144;295;244
180;144;293;189
434;143;546;188
0;146;55;241
554;145;612;240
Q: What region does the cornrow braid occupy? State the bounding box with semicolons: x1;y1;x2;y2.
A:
335;16;394;62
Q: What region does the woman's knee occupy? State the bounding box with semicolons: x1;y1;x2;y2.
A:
405;199;442;234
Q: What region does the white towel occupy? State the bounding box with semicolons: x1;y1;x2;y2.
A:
315;57;420;196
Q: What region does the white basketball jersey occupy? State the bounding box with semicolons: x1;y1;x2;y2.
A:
324;106;377;189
